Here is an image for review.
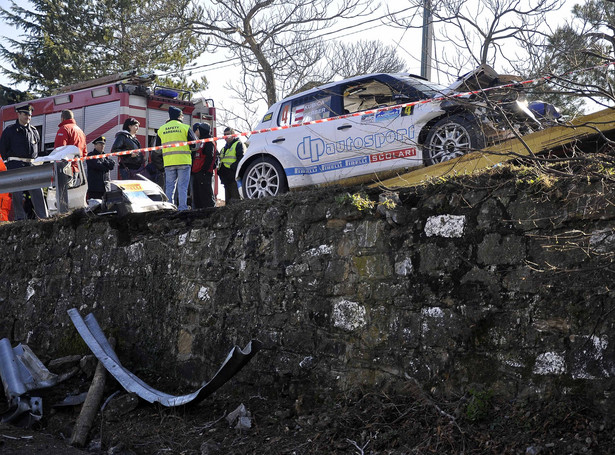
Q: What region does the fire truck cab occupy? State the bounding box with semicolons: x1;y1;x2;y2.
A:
0;70;216;217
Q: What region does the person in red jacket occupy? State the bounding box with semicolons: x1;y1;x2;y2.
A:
191;123;217;208
54;109;87;157
55;109;87;175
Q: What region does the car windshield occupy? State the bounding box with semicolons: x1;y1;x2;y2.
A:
395;75;449;98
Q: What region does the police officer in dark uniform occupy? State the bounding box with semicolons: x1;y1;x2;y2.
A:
86;136;115;200
0;104;49;220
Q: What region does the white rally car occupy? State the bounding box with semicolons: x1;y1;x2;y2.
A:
236;64;560;199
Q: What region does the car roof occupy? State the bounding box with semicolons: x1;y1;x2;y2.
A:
279;73;436;104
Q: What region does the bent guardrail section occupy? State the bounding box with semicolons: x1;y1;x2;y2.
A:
67;308;262;407
0;339;72;425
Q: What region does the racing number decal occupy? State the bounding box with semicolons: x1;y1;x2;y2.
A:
402;105;414;117
281;105;290;125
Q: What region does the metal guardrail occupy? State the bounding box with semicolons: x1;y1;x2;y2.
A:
0;161;73;215
0;339;52;424
68;308;262;407
0;162;55;193
0;338;81;425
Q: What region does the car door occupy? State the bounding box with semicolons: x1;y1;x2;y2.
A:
285;77;420;185
323;75;423;180
277;91;349;186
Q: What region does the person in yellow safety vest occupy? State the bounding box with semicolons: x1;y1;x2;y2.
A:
218;127;244;203
156;106;197;211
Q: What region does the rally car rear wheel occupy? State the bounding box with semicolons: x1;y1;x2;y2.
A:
242;157;288;199
423;115;485;166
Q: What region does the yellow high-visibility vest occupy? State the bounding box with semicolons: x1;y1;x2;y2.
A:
220;140;239;168
158;120;191;167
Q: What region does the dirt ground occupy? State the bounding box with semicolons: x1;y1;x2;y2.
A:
2;372;614;455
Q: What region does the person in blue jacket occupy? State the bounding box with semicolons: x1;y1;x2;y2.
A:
86;136;115;200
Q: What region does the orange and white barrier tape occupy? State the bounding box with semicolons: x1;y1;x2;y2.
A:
68;61;615;164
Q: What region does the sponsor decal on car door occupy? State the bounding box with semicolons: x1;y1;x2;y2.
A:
292;79;421;182
294;109;419;183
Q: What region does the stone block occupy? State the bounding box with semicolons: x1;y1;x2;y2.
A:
418;243;462;274
477;233;525;265
352;254;393;278
177;329;194;357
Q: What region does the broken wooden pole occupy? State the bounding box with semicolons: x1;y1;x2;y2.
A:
69;337;115;447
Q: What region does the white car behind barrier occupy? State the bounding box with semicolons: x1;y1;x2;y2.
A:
236;64;560;199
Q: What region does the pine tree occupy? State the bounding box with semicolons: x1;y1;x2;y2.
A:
530;0;615;116
0;0;206;95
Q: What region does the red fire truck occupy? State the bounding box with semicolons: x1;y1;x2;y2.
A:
0;70;217;178
0;71;217;218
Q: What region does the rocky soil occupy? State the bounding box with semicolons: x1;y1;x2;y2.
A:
2;280;615;455
1;373;614;455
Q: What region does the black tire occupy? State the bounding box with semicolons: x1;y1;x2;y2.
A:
423;114;485;166
242;157;288;199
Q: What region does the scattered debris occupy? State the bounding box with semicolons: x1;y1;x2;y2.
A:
0;338;77;426
199;441;221;455
226;403;252;430
106;441;137;455
68;308;262;407
52;392;89;408
47;355;82;371
79;355;98;379
103;393;139;422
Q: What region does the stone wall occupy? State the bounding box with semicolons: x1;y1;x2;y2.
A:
1;172;614;411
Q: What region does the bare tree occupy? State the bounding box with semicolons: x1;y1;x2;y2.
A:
187;0;373;110
389;0;566;78
326;40;408;79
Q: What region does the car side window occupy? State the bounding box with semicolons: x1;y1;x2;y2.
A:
278;94;333;127
342;80;395;114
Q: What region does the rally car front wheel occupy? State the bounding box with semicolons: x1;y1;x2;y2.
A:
242;157;288;199
423;115;485;166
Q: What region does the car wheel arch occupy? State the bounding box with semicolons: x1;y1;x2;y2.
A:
421;112;486;166
418;109;478;145
238;153;284;180
240;154;290;199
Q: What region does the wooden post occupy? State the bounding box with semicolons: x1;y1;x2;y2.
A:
69;337;116;447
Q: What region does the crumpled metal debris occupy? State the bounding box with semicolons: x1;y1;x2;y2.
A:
53;392;89;408
0;338;75;425
68;308;262;407
226;403;252;430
